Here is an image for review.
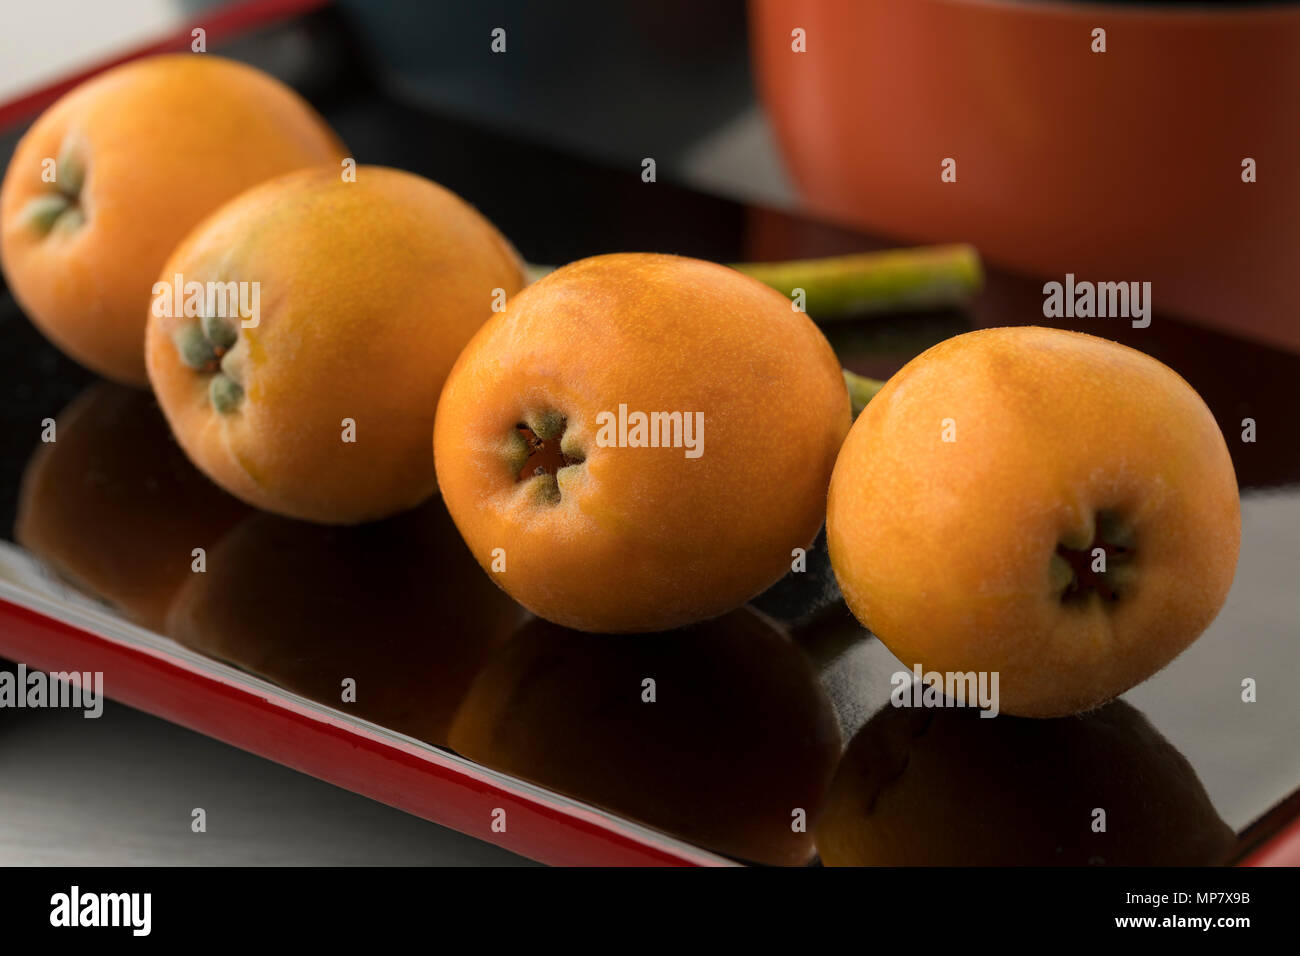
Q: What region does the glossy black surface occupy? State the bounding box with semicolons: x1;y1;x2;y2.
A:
1;7;1297;865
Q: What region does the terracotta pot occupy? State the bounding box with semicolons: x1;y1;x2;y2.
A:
751;0;1300;350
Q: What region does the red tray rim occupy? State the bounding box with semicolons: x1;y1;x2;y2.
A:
0;571;732;866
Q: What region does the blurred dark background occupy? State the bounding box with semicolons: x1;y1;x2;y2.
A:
0;0;796;209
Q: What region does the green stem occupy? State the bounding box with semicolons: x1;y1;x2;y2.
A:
523;262;555;285
731;244;982;319
843;369;885;418
523;243;983;321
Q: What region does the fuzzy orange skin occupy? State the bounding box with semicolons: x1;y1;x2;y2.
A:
814;702;1235;866
0;54;347;386
433;253;851;632
827;327;1241;717
15;383;249;630
145;165;524;524
166;500;525;746
448;609;842;866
